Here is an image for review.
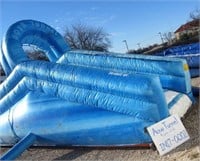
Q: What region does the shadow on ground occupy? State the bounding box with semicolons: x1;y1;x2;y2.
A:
53;149;92;160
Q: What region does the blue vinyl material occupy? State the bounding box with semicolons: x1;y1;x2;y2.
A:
190;68;199;78
0;47;11;75
0;92;152;146
192;86;199;97
0;61;168;121
1;20;70;73
0;20;194;149
155;43;199;78
156;43;199;57
0;133;36;160
58;50;191;94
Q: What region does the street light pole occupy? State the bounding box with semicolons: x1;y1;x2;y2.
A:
122;40;129;52
158;32;164;44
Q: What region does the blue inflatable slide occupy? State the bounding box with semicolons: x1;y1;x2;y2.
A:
0;20;195;160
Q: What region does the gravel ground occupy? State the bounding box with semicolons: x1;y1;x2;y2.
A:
0;78;199;161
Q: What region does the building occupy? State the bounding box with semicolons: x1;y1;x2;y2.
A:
174;19;199;40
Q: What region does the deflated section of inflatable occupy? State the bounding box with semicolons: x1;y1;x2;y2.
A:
155;43;199;78
0;20;194;160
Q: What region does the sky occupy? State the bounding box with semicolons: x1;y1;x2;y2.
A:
0;0;199;53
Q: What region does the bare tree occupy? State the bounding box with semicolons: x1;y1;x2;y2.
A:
190;9;200;20
27;51;49;61
64;23;111;52
23;45;49;61
163;32;174;45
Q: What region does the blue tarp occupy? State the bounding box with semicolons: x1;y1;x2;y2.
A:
155;43;199;77
156;43;199;56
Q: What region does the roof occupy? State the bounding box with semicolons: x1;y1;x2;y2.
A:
175;19;199;33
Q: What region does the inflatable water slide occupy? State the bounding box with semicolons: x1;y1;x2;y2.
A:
0;20;195;160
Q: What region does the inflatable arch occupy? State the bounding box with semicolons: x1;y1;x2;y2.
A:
1;20;70;74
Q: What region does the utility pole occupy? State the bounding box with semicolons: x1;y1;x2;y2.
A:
122;40;129;52
158;32;164;44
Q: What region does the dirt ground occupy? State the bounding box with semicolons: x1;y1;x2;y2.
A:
0;78;199;161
